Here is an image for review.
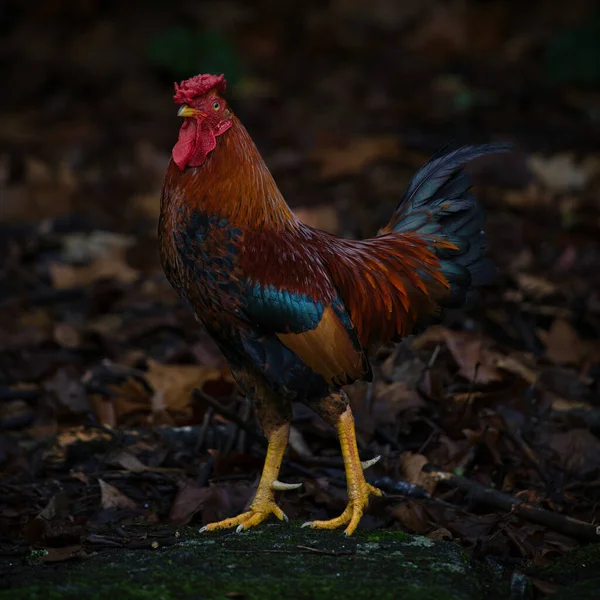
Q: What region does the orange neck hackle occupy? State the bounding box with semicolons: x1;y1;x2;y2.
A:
166;117;299;231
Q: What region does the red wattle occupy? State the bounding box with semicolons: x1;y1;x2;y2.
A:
172;120;196;170
172;119;219;170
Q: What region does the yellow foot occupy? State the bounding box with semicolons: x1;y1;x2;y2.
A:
301;482;382;536
303;402;384;536
200;498;290;533
200;423;300;534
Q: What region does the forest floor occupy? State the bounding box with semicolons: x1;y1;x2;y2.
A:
2;1;600;598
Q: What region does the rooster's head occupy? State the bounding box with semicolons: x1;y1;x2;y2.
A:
172;73;233;170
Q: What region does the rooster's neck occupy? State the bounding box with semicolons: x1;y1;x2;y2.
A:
170;117;298;230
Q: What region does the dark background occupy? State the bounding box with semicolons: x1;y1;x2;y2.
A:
1;0;600;592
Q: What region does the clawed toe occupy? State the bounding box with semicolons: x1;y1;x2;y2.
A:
200;501;288;533
302;483;382;536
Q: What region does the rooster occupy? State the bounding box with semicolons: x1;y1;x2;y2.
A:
159;73;508;536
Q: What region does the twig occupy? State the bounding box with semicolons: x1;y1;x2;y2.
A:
368;476;430;500
193;390;266;448
426;466;600;543
0;388;40;402
195;406;214;452
417;425;439;455
86;534;124;547
296;545;355;556
426;344;441;370
501;423;549;483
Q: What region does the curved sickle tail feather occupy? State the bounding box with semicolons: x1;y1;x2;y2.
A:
381;143;511;308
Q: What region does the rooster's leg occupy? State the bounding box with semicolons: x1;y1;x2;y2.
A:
303;400;382;536
200;421;299;533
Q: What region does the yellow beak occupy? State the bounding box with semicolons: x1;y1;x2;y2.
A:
177;105;207;118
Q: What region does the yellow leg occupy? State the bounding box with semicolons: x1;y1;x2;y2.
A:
200;422;300;533
302;405;382;536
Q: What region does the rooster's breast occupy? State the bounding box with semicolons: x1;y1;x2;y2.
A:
160;206;245;320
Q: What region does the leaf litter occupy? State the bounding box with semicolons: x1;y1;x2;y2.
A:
1;1;600;596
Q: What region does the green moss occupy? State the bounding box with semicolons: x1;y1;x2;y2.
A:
528;543;600;587
360;529;411;543
0;523;509;600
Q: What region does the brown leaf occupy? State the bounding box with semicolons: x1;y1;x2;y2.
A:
40;545;86;563
372;381;425;424
400;452;437;494
538;319;588;366
443;332;503;384
53;322;82;349
88;359;234;427
106;450;148;473
312;136;400;179
168;480;213;525
390;501;432;534
543;429;600;478
444;513;499;544
412;327;503;384
145;359;232;416
528;153;594;192
98;480;138;510
515;273;559;299
38;493;70;522
427;527;453;541
493;355;537;385
88;374;150;428
49;248;139;289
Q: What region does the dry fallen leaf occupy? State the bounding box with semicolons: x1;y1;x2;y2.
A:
49;248;139;289
372;380;425;424
542;429;600;478
400;452;437;494
59;231;136;263
98;479;138;510
40;545;86;563
515;273;559;299
88;359;234;427
106;450;148;473
390;501;432;534
427;527;453;541
145;359;234;419
168;479;214;525
312;136;400;179
528;153;597;192
412;326;503;384
537;319;588;366
38;492;70;522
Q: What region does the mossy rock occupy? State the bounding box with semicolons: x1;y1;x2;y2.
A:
526;543;600;599
0;524;511;600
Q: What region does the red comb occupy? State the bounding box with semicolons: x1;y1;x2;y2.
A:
173;74;227;104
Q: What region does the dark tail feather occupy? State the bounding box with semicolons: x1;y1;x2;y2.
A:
382;143;511;308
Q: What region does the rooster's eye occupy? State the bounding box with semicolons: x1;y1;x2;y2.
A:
212;101;221;111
